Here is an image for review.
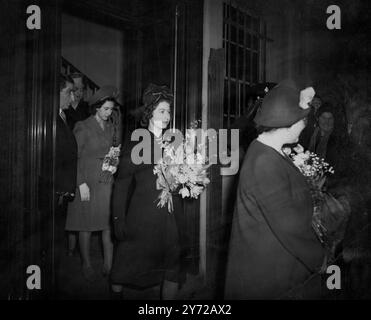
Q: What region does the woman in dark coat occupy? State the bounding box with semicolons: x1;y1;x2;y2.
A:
66;86;120;281
110;84;182;299
225;82;325;299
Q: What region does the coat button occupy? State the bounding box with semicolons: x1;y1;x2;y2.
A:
113;216;118;220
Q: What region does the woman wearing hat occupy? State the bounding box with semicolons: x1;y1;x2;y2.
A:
308;103;340;168
66;86;120;281
224;82;325;299
110;84;183;299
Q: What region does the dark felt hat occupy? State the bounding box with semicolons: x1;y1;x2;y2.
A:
254;81;314;128
87;86;119;106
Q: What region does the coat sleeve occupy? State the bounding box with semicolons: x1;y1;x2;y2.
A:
112;145;136;241
251;154;324;271
73;121;87;187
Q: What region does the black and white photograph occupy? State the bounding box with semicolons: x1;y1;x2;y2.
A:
1;0;371;306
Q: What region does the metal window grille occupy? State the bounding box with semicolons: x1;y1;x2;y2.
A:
223;2;267;128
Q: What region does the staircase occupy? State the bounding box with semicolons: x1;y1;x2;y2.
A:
61;56;100;98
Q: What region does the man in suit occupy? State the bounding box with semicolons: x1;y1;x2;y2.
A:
64;73;90;130
56;74;78;256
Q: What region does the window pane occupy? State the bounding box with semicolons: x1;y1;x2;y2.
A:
239;82;244;115
252;36;259;50
246;15;252;30
230;81;236;115
238;11;244;27
252;52;258;83
238;47;244;80
230;44;236;78
226;45;229;77
230;6;237;21
246;32;251;48
238;28;244;45
245;50;251;81
224;80;229;115
231;25;237;43
252;17;260;32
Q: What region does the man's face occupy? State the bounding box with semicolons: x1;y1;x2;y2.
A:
72;77;84;102
60;81;74;110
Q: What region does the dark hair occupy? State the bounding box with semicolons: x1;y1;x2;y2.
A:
60;74;74;91
140;97;173;127
70;72;86;88
316;102;334;118
90;97;117;115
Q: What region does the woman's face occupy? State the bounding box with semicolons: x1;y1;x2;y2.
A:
150;101;171;130
318;112;334;134
96;100;114;121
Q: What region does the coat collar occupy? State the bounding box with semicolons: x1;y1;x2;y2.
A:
87;115;113;143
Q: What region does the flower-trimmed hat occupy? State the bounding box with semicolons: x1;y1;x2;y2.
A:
130;83;173;119
254;80;315;128
87;86;119;106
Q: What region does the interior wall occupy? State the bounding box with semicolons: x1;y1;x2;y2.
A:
61;13;124;103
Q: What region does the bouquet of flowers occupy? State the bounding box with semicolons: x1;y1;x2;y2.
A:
282;144;336;246
153;121;211;213
100;145;121;183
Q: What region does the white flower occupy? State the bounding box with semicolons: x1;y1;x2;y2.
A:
102;162;109;171
190;185;204;198
282;147;292;156
179;187;190;198
178;174;187;184
293;144;304;154
299;87;315;110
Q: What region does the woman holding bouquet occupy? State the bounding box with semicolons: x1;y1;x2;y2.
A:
110;84;182;299
225;81;325;299
66;86;120;281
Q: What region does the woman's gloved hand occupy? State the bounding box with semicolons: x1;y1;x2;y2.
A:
79;183;90;201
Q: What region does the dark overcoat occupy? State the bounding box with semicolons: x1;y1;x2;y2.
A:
66;116;114;231
225;140;325;299
110;131;182;288
55;113;77;194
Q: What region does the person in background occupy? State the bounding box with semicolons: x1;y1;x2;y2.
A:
63;73;91;255
55;74;77;256
64;72;90;130
307;102;346;174
299;95;322;149
66;86;120;281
